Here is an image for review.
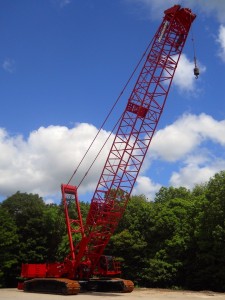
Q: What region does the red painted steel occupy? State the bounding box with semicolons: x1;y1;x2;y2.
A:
61;184;85;261
21;263;47;278
19;5;196;285
72;5;196;275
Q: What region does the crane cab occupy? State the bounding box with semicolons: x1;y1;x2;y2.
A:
94;255;121;277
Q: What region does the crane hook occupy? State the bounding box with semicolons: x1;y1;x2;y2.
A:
194;65;199;79
193;54;199;79
191;33;199;79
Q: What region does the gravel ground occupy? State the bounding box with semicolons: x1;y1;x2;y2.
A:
1;288;225;300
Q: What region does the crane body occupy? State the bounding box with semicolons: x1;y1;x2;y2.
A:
18;5;196;295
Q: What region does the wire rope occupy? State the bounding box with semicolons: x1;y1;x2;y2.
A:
67;36;155;186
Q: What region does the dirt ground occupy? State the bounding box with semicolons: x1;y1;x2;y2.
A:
1;288;225;300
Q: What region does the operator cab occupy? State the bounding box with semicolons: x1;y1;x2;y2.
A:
95;255;121;276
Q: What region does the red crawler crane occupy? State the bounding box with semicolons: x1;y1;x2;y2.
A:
18;5;196;295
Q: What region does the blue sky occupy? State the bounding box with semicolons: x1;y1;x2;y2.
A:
1;0;225;203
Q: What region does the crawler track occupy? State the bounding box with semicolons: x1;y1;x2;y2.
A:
79;278;134;293
121;279;134;293
23;277;133;294
24;278;80;295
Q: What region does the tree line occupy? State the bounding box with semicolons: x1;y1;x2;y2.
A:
1;171;225;291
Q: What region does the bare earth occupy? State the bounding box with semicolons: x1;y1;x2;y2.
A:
1;288;225;300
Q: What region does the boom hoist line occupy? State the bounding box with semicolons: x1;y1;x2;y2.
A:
19;5;196;295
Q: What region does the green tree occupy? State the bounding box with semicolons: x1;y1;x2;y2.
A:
109;229;147;283
108;195;151;283
43;203;65;261
155;186;191;203
188;171;225;291
2;192;48;263
0;206;19;287
143;194;194;288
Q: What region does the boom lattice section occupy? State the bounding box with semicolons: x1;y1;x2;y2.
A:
59;5;196;277
77;5;196;273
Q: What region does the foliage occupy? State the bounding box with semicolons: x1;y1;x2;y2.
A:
1;171;225;291
2;192;49;263
0;192;66;287
186;171;225;291
0;207;19;287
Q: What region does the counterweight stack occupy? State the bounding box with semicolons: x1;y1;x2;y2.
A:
18;5;196;295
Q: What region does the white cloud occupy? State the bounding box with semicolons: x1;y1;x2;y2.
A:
1;113;225;202
170;157;225;188
2;58;15;73
193;0;225;23
0;124;112;201
217;25;225;62
132;175;161;201
127;113;225;197
173;54;205;92
146;113;225;190
150;113;225;162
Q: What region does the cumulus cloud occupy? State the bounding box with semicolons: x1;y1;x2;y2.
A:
147;113;225;189
170;157;225;188
1;113;225;202
133;176;161;201
173;54;205;92
0;124;112;201
132;112;225;194
151;113;225;161
193;0;225;23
